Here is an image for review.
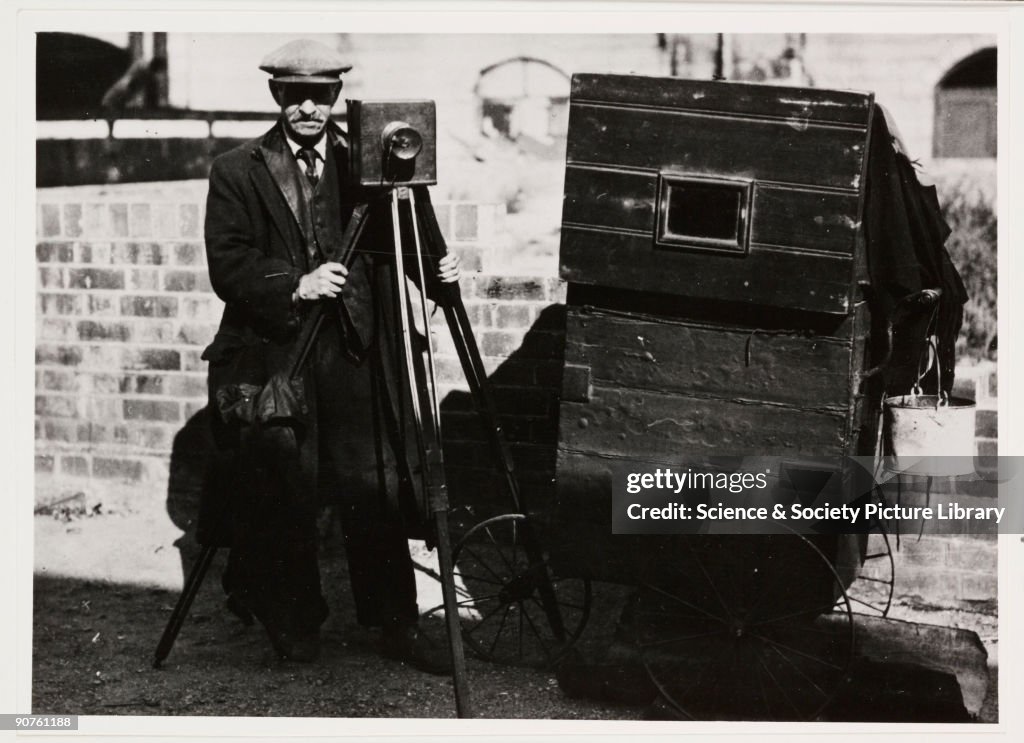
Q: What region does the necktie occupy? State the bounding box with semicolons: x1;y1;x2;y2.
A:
296;147;320;188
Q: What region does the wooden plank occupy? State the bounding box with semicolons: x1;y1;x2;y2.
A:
564;309;853;409
851;391;884;458
566;104;868;191
829;300;870;342
559;387;849;462
562;167;860;256
751;186;860;254
571;73;873;128
562;165;656;234
560;228;854;314
848;301;882;456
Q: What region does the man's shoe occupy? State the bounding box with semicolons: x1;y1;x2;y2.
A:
380;624;453;676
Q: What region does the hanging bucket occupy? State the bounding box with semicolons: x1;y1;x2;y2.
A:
881;337;977;476
883;393;977;475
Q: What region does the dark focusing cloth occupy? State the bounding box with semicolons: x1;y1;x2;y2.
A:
863;106;968;394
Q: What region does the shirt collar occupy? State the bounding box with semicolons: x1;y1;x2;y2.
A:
283;129;328;161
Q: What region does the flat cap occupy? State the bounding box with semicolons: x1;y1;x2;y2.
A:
259;39;352;82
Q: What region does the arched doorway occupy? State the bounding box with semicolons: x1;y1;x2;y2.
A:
474;56;571;157
933;47;996;158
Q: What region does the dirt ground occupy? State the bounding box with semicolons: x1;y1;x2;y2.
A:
32;509;998;722
32;509;641;720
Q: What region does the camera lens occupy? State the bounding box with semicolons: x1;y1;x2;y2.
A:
381;121;423;161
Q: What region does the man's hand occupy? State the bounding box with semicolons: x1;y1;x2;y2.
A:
295;262;348;301
437;253;461;284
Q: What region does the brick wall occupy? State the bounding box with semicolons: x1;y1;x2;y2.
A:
36;182;211;508
859;533;996;609
35;180;996;605
954;362;998;459
34;180;548;517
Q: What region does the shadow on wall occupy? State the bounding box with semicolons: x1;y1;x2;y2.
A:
165;406;220;588
438;304;566;527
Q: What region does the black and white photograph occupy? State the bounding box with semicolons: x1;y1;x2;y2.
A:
12;1;1017;736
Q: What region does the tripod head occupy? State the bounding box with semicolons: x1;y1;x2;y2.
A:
347;99;438;188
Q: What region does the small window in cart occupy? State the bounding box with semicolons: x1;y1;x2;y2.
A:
655;174;753;255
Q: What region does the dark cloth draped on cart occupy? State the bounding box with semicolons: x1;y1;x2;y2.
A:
863;106;968;395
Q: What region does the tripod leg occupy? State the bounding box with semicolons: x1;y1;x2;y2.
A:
434;505;474;717
415;188;523;511
389;191;429;449
413;187;570;642
391;190;473;717
449;313;571;641
287;202;374;381
289;309;325;381
153;544;217;668
407;188;445;439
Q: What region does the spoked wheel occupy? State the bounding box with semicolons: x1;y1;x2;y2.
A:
843;526;895;617
630;532;855;721
435;513;592;668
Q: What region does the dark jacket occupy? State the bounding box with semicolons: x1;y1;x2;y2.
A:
201;121;369;377
198;120;432;548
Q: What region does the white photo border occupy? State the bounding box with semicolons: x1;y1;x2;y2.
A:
6;1;1021;740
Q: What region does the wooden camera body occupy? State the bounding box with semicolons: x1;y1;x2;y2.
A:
553;74;880;581
346;99;438;188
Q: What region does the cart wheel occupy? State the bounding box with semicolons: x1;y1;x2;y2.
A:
843;525;895;617
631;532;855;721
440;513;592;668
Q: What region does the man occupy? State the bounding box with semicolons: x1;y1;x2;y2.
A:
200;38;459;671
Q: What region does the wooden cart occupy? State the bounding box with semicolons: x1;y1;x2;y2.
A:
438;74;905;720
